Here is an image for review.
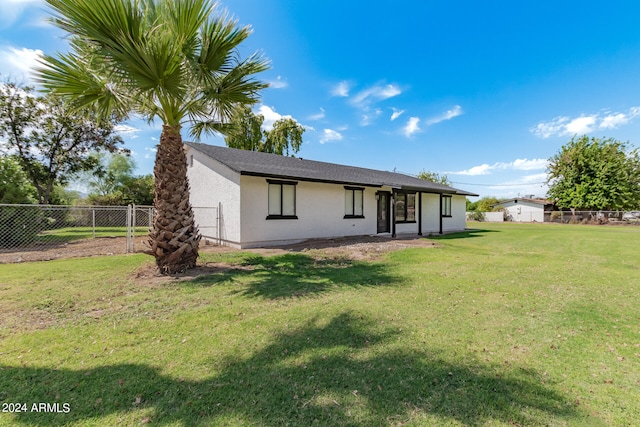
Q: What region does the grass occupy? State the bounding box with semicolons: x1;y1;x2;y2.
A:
37;226;149;243
0;223;638;426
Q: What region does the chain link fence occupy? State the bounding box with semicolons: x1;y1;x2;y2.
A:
0;204;218;263
545;210;640;224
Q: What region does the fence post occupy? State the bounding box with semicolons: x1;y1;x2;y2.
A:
92;208;96;239
132;204;137;253
126;205;132;253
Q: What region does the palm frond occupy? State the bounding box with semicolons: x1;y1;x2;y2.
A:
41;0;269;129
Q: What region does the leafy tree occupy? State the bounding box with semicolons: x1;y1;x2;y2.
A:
216;106;264;152
0;155;37;204
481;197;503;212
466;198;476;211
466;197;507;212
38;0;268;273
0;155;42;247
218;106;304;156
417;170;451;186
86;153;136;196
48;185;82;206
120;174;154;206
547;136;640;210
263;117;304;156
0;83;124;205
82;153;154;205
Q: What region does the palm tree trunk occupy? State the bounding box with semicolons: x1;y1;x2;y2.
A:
148;124;200;274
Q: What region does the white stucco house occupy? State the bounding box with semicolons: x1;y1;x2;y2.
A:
495;198;554;222
185;142;477;248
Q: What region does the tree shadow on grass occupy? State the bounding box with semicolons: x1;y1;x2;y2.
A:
430;228;500;240
185;253;401;300
1;313;599;426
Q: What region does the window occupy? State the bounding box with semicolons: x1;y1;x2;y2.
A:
267;180;297;219
442;195;452;217
344;187;364;218
395;192;416;222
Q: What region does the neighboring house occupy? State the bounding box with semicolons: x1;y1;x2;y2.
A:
185;142;478;248
495;197;555;222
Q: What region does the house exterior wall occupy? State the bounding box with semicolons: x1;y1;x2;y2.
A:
421;193;441;234
442;195;467;232
501;200;545;222
239;176;378;247
186;147;241;245
187;146;471;247
396;193;466;235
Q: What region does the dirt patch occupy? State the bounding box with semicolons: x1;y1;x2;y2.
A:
255;234;436;261
130;234;436;285
0;237;147;264
1;234;435;286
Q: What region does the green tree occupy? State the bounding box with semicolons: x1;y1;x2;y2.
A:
38;0;268;273
87;153;137;196
0;155;37;204
0;155;42;247
547;136;640;210
417;170;451;186
263;117;304;156
218;106;304;156
120;174;154;206
0;83;124;205
467;197;507;212
82;153;154;206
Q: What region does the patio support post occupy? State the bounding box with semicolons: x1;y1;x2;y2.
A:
418;192;423;236
439;194;443;235
391;190;396;238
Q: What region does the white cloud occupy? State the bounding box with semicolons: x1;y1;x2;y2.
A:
448;158;547;175
390;107;405;121
499;158;548;171
319;128;343;144
361;108;382;126
600;107;640;129
452;164;492;176
0;0;42;28
331;81;350;97
530;116;569;138
351;83;401;107
532;107;640;138
256;104;295;131
403;117;420;138
425;105;463;126
114;124;141;138
267;75;287;89
0;46;43;85
308;108;325;121
564;115;597;135
599;113;627;129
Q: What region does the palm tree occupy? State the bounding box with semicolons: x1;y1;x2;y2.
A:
37;0;269;273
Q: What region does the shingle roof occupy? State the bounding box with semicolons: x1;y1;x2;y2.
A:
186;142;478;196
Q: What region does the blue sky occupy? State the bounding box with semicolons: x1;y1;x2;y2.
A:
2;0;640;199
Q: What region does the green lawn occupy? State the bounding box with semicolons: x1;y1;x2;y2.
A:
0;223;638;426
38;226;149;243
